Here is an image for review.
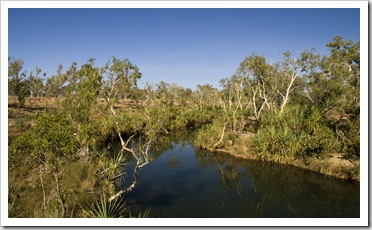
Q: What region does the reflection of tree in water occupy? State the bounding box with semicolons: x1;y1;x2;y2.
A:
168;153;181;169
127;132;359;217
194;148;217;169
132;130;194;170
236;160;360;217
194;149;248;212
145;130;193;160
194;148;359;217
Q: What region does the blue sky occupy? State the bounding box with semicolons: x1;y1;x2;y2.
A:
8;8;360;90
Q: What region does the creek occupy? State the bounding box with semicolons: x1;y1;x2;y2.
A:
119;134;359;218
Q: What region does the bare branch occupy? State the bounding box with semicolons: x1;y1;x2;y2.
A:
214;121;228;149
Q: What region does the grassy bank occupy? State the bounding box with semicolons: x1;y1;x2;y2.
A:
204;134;360;182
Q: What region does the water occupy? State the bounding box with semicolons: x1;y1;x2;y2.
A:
121;139;360;218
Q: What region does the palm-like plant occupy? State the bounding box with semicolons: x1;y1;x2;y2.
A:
83;193;127;218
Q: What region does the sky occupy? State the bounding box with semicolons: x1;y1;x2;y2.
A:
8;7;360;90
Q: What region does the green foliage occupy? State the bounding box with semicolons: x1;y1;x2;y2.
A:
130;207;151;218
195;123;221;149
251;112;306;161
83;192;150;218
14;80;31;107
194;84;219;110
8;57;25;94
195;118;232;149
62;60;102;124
251;106;341;161
183;107;216;129
301;126;340;158
8;36;360;217
98;150;127;193
102;56;142;104
12;112;79;166
8;57;31;107
10;112;80;217
29;67;46;97
83;193;127;218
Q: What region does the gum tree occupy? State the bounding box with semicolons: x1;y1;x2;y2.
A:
8;57;30;107
12;113;79;217
306;36;360;157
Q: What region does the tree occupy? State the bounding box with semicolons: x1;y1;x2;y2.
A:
194;84;219;110
58;59;103;159
155;81;173;107
8;57;25;95
102;56;141;106
219;75;246;134
306;36;359;114
62;59;102;124
237;54;279;119
12;113;79;217
45;64;68;100
305;36;360;157
101;57;152;201
277;49;319;114
29;67;46;98
8;57;30;107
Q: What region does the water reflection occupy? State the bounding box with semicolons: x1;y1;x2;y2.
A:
122;133;359;218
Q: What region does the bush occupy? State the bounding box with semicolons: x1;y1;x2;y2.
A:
195;118;232;149
251;106;341;161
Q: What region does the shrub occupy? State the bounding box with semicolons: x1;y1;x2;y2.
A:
251;105;341;161
195;119;228;149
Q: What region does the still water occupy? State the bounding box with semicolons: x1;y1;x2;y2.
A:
121;137;359;218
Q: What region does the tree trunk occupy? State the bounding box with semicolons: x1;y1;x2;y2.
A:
214;121;228;149
54;167;65;218
39;166;46;210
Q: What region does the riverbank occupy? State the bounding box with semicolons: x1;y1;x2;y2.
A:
8;96;360;183
208;134;360;182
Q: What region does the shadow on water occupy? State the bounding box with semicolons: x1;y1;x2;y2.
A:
120;132;360;218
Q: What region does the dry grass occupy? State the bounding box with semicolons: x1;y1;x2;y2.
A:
8;96;138;136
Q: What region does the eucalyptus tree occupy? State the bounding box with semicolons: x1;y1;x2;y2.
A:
194;84;219;110
45;64;68;100
101;57;141;111
237;54;278;119
305;36;360;157
219;75;246;134
8;57;25;95
61;59;101;125
58;59;104;159
277;49;319;114
100;57;159;201
306;36;359;115
8;57;30;107
168;83;186;107
29;67;46;98
12;113;79;217
238;50;319;117
155;81;174;107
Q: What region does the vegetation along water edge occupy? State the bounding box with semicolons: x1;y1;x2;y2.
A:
8;36;360;217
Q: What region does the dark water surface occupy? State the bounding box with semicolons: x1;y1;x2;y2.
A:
122;138;359;218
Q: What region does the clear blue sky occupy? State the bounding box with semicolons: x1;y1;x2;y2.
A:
8;8;360;90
